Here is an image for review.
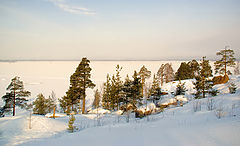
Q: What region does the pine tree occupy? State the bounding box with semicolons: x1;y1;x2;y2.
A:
228;82;237;94
175;62;192;80
188;59;200;78
46;91;57;113
69;57;95;114
149;74;162;104
214;46;236;75
234;61;240;75
122;75;132;109
175;81;186;96
110;75;117;110
92;89;101;109
164;63;175;83
33;93;48;115
59;95;71;113
114;65;123;110
102;74;111;110
2;76;31;116
157;64;165;86
131;71;143;107
68;114;76;133
194;57;213;98
139;65;151;97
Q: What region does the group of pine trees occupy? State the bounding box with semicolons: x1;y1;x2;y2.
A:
1;46;238;117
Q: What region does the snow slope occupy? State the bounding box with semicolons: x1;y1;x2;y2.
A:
0;75;239;146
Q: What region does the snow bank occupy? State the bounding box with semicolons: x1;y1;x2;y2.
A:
45;113;67;118
112;110;123;115
175;95;188;103
87;108;111;114
161;98;177;105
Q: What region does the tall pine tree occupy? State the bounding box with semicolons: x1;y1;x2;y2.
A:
188;59;200;78
33;93;48;115
102;74;111;110
92;89;101;109
70;57;95;114
149;74;162;104
194;57;213;98
59;57;95;114
131;71;143;107
2;76;31;116
214;46;236;75
175;62;192;80
122;75;132;110
139;65;151;97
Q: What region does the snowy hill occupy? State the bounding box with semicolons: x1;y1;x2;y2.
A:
0;75;239;146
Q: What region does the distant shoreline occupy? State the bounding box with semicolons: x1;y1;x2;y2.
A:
0;59;224;62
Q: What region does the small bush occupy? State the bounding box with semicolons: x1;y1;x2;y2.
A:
68;114;76;133
228;82;237;94
215;107;224;119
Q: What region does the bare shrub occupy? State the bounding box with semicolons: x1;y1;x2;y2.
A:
193;100;202;112
215;103;225;119
207;97;215;111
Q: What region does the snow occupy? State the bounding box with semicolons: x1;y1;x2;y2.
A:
87;108;111;114
175;95;188;103
138;103;156;112
45;113;67;118
0;61;239;146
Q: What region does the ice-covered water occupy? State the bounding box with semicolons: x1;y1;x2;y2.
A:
0;60;216;107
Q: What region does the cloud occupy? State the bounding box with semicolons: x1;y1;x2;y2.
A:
48;0;96;15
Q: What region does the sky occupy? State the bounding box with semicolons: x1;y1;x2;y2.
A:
0;0;240;61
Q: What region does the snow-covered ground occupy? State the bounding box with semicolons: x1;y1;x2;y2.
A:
0;71;240;145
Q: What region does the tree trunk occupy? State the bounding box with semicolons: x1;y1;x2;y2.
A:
142;79;144;97
13;89;15;116
82;95;85;114
224;48;227;75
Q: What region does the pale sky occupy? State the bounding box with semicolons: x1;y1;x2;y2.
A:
0;0;240;60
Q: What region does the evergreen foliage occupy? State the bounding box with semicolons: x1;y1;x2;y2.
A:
68;114;76;133
131;71;143;107
175;62;192;80
228;82;237;94
149;74;162;104
157;63;175;86
114;65;123;110
33;94;48;115
59;57;95;114
234;61;240;75
194;57;213;98
175;81;186;96
102;74;111;110
2;76;31;116
139;65;151;97
101;65;124;111
188;59;200;78
122;75;132;109
92;89;101;109
157;64;164;86
214;46;236;75
46;91;57;113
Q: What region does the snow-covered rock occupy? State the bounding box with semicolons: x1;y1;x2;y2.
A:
138;103;156;112
45;113;67;118
87;108;111;114
175;95;188;103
